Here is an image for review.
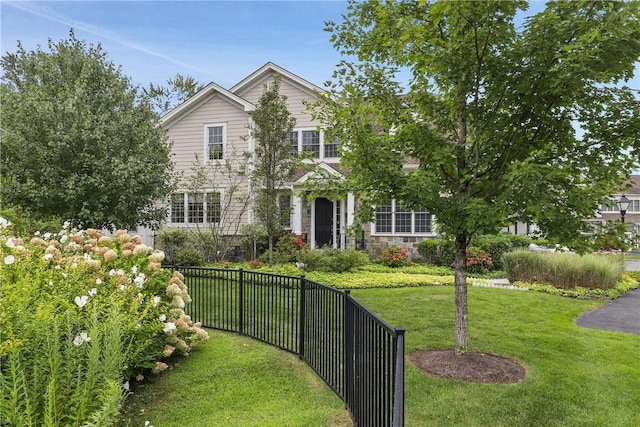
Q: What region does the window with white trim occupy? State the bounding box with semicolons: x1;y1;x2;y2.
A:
288;128;339;160
374;200;432;235
204;124;226;160
601;199;640;213
169;191;223;224
278;191;292;228
302;130;320;158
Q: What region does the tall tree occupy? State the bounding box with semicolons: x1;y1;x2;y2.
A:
317;0;640;355
0;30;177;230
249;75;298;266
143;73;204;115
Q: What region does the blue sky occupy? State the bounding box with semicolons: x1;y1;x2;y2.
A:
1;0;354;88
1;1;637;97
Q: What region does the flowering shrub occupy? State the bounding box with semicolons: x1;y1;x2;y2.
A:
274;232;307;262
450;247;494;274
381;245;410;268
248;258;265;269
0;219;208;425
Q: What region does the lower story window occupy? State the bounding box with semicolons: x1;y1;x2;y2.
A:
170;191;222;224
374;200;432;234
278;191;292;228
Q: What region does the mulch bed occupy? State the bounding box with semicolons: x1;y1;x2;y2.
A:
408;349;527;384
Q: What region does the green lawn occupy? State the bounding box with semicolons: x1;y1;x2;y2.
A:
122;284;640;426
353;286;640;427
121;330;351;427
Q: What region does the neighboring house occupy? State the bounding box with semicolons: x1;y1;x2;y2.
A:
591;175;640;246
157;62;436;258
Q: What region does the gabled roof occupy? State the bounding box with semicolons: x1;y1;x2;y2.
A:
160;81;255;128
290;162;348;184
230;62;325;98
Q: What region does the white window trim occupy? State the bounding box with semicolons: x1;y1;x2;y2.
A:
168;189;225;226
371;199;435;236
203;123;227;162
290;127;339;161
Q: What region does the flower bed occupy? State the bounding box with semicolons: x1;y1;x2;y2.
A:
0;220;208;426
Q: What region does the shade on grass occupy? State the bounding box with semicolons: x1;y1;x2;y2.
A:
121;330;351;427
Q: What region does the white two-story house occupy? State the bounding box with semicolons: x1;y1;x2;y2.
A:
158;62;436;258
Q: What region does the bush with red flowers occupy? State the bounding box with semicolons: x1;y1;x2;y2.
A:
381;245;410;268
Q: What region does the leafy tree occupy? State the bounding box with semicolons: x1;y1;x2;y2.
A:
317;1;640;355
249;75;298;266
0;30;176;230
143;73;204;115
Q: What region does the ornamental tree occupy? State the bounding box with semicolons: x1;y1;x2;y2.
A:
316;0;640;355
248;74;298;266
0;30;177;230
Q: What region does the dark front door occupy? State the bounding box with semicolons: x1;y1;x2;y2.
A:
315;198;333;248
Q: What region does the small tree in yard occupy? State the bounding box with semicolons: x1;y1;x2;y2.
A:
249;75;299;266
317;0;640;355
0;30;176;230
184;152;252;261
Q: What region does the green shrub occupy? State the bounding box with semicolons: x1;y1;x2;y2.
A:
156;228;193;264
274;232;307;262
474;233;531;270
438;239;456;267
503;250;624;290
175;248;205;266
417;239;439;263
462;247;494;274
299;247;369;272
0;222;209;425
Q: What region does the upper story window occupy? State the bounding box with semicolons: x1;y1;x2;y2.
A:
302;130;320;158
374;199;433;235
289;128;339;160
204;123;226;160
169;191;222;225
601;198;640;213
288;131;299;157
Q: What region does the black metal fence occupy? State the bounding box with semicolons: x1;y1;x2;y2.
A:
168;266;404;427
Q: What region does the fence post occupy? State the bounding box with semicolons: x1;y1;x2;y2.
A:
298;275;306;359
393;327;405;427
238;268;244;335
343;289;353;408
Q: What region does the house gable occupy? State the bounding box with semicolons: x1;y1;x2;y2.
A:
161;81;254;129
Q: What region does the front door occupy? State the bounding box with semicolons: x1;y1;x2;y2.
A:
314;198;333;248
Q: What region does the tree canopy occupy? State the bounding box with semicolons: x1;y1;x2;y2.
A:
317;0;640;354
0;31;176;230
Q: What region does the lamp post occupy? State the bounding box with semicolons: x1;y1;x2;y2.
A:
617;195;631;267
617;194;631;223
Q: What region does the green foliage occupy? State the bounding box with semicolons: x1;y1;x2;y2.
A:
298;247;369;272
591;220;629;251
249;75;299;265
380;245;410;268
0;224;209;425
156;228;193;265
474;233;532;270
503;250;624;290
175;248;205;266
143;73;204;115
0;30;176;229
513;273;639;300
416;239;439;263
273;232;307;262
458;247;494;274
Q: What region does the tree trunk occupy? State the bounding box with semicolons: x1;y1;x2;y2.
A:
454;232;468;356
